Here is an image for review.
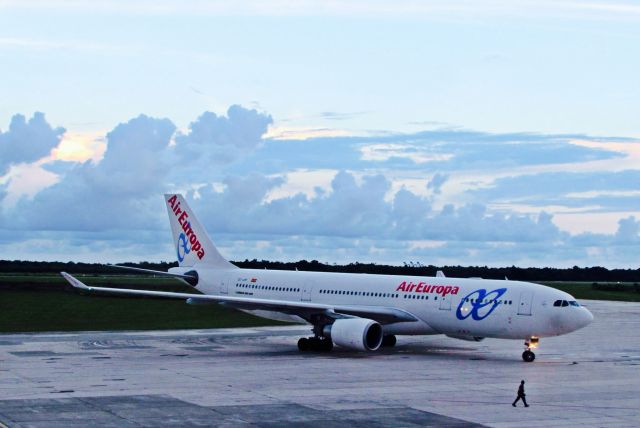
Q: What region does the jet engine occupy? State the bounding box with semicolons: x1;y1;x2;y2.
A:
324;318;383;351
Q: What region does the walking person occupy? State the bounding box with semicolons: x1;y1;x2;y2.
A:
512;380;529;407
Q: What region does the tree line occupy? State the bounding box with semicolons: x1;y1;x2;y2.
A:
1;259;639;282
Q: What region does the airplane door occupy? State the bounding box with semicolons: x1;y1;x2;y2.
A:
220;276;229;295
439;295;452;311
301;282;312;301
517;292;533;316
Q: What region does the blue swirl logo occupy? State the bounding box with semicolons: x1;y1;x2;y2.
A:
177;232;191;262
456;288;507;321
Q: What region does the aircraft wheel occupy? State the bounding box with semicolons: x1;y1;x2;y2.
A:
522;350;535;362
382;335;397;347
320;339;333;352
298;337;309;351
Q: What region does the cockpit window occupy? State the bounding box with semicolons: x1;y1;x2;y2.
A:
554;299;575;307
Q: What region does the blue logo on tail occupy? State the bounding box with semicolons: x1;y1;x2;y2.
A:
177;232;191;262
456;288;507;321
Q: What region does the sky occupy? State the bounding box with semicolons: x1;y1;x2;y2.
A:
0;0;639;267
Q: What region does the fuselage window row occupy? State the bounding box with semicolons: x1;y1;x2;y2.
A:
318;290;399;298
235;283;300;293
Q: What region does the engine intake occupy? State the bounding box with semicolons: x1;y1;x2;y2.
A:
324;318;383;351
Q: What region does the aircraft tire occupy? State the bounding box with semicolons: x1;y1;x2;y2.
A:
320;339;333;352
298;337;309;351
522;350;535;362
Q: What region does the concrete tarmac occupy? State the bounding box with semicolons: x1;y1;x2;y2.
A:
1;300;639;427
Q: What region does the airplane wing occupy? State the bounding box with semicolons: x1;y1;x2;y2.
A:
60;272;417;324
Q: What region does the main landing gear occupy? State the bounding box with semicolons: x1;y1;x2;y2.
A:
298;336;333;352
522;337;539;362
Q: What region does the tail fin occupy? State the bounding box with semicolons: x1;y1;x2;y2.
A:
164;194;236;269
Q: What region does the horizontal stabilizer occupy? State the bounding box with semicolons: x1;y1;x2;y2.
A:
106;264;198;285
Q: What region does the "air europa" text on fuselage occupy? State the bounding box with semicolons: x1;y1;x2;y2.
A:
396;281;459;297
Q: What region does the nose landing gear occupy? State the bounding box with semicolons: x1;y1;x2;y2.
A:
522;337;538;362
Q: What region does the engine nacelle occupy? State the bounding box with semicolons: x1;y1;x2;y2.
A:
325;318;383;351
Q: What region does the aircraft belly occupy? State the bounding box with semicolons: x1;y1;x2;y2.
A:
240;309;306;324
383;320;438;335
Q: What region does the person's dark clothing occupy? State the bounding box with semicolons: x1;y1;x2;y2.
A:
512;383;529;407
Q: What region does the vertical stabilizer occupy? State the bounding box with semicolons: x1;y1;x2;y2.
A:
164;194;236;269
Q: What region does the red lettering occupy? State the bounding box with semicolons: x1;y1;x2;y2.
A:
192;241;202;253
178;211;188;226
395;280;460;295
197;249;205;259
189;234;197;245
167;195;177;208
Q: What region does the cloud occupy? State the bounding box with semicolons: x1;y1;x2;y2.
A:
174;105;272;168
614;216;640;244
0;112;65;175
1;107;639;267
468;170;640;212
188;170;563;246
319;111;368;121
16;114;175;231
427;173;448;194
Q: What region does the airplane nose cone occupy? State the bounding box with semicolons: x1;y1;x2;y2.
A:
579;307;594;329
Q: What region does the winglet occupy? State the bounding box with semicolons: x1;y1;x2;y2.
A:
60;272;92;291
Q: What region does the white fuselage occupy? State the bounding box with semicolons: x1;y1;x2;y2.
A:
172;267;594;340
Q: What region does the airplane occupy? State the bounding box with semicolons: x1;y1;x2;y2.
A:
60;194;594;362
